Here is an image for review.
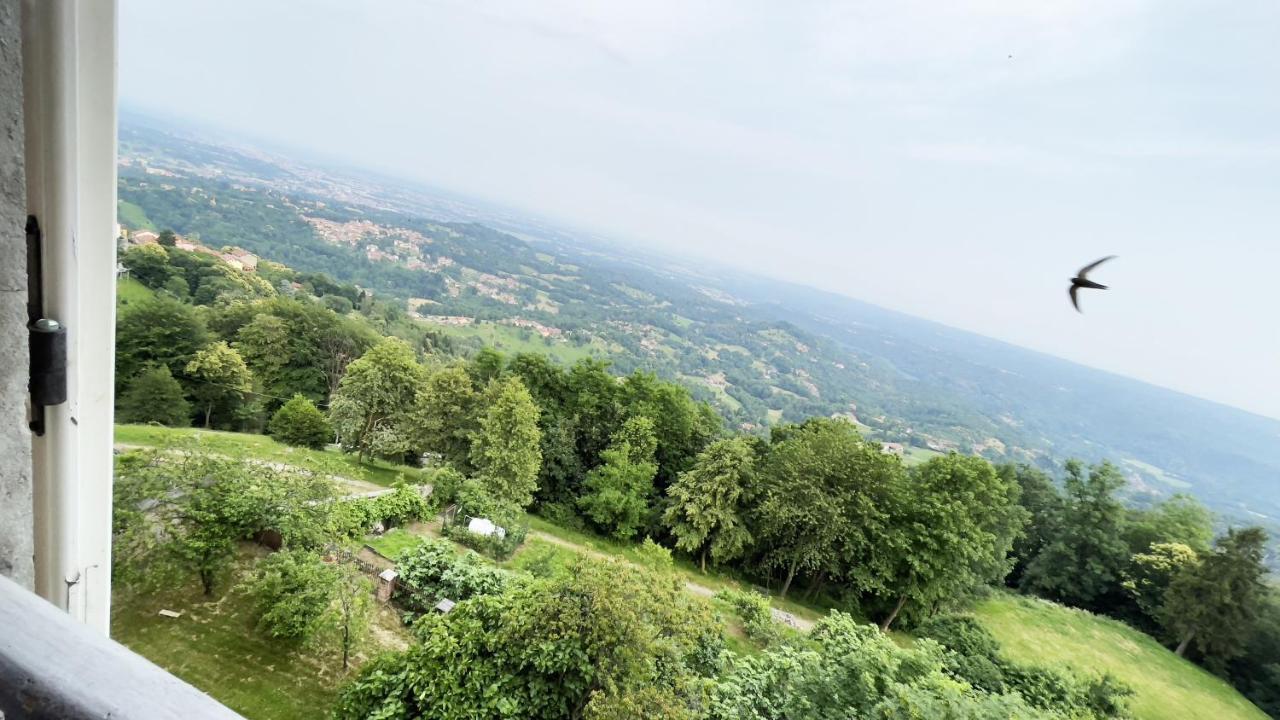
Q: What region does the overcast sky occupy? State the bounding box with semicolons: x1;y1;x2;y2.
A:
120;0;1280;419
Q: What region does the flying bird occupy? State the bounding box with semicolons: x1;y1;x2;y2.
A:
1069;256;1115;312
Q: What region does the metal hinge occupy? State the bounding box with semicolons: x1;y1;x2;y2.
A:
27;215;67;436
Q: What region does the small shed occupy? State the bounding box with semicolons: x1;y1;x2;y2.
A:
466;517;506;540
376;568;398;603
434;598;456;614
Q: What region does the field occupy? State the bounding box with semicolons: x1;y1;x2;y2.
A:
112;548;408;720
422;320;606;365
118;199;156;230
114;424;430;487
974;593;1267;720
116;277;155;308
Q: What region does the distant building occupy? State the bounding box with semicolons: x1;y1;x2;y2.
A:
880;442;905;456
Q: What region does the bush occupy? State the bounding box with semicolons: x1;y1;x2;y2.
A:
116;365;191;426
917;613;1133;718
716;588;779;646
394;538;510;617
326;484;430;538
443;517;528;561
268;394;332;449
247;549;337;642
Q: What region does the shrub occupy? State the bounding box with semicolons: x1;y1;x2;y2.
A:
247;549;337;642
443;516;527;561
267;394;332;449
716;588;779;646
394;538;510;617
116;365;191;426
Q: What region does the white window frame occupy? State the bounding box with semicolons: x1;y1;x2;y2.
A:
23;0;118;634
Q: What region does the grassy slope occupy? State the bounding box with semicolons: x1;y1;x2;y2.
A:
974;593;1266;720
118;199;156;230
114;424;429;487
116;277;155;308
112;548;408;720
426;320;605;364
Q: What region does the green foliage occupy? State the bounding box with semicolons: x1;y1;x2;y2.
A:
157;229;177;247
329;338;425;462
113;447;336;595
115;294;211;393
116;365;191;426
1125;494;1215;554
268;394;332;449
1000;463;1062;586
248;549;339;642
469;376;542;511
393;538;510;615
185;341;254;429
716;588;779;646
874;454;1028;630
1022;461;1130;610
122;243;177;289
1123;542;1199;623
752;418;900;598
577;444;657;540
443;511;529;561
334;557;723;720
708;611;1047;720
414;364;480;471
1163;527;1269;665
915;613;1133;719
664;437;756;572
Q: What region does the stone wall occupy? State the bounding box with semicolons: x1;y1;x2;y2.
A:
0;0;32;588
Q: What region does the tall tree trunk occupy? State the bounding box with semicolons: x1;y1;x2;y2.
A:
204;402;213;429
1175;629;1195;657
880;593;908;632
342;621;351;669
700;547;707;574
805;570;827;601
200;569;214;596
780;559;798;599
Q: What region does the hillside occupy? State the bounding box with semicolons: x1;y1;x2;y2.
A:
115;114;1280;545
974;594;1268;720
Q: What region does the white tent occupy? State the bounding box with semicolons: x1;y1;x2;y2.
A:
466;517;506;540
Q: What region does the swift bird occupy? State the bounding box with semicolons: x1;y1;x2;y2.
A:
1069;256;1115;312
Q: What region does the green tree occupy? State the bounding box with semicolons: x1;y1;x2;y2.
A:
268;394;332;449
115;294;210;393
1124;494;1215;554
753;419;899;598
1163;527;1268;662
116;365;191;426
120;243;175;289
157;228;177;247
334;558;722;720
1022;461;1130;610
247;551;372;669
329;338;425;463
999;463;1062;586
185;341;254;428
469;376;542;511
1123;542;1199;623
413;364;479;470
466;347;505;386
876;455;1027;631
663;437;756;572
578;422;659;540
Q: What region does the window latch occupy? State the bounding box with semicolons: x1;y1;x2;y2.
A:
27;215;67;436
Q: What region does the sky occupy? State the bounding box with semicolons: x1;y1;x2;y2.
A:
120;0;1280;419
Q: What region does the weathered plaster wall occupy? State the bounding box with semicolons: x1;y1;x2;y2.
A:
0;0;33;588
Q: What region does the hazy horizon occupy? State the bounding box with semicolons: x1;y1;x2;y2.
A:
120;0;1280;420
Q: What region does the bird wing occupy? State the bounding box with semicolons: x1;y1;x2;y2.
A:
1069;284;1081;312
1077;255;1116;279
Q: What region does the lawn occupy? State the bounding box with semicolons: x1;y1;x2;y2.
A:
364;527;429;560
116;277;155;308
425;320;605;365
114;424;431;487
118;199;156;231
112;548;409;720
973;593;1267;720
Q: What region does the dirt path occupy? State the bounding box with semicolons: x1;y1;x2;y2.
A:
526;529;815;632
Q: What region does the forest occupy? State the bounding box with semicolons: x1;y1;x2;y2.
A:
111;234;1280;718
